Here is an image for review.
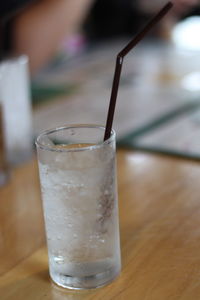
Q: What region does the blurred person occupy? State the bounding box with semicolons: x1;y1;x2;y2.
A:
0;0;94;74
1;0;199;74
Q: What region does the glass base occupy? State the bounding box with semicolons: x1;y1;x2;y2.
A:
50;266;120;290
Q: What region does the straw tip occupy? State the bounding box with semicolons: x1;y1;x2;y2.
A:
166;1;174;8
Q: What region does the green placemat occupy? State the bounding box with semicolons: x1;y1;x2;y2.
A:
118;99;200;160
31;82;77;106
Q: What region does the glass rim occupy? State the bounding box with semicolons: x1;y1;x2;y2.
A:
35;124;116;153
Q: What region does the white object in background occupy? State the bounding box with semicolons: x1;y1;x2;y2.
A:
181;71;200;92
172;16;200;51
0;55;33;165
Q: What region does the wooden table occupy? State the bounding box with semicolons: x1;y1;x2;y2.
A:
1;149;200;299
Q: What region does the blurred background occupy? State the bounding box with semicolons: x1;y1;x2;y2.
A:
1;0;200;172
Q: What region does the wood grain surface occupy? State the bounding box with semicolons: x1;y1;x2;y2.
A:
1;149;200;299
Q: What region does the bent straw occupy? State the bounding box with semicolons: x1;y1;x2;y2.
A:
104;1;173;141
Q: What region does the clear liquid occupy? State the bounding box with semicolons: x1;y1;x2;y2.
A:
39;142;121;289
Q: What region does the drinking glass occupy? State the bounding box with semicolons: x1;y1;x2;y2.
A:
36;124;121;289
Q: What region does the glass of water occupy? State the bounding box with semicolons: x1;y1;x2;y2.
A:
36;124;121;289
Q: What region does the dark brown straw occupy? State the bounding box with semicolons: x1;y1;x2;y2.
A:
104;1;173;141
